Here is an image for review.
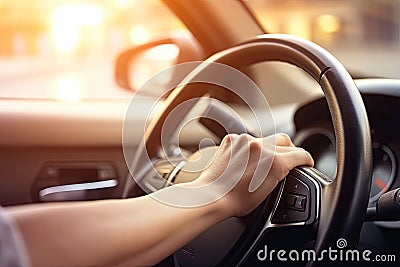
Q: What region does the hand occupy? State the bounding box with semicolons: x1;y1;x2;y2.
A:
195;133;314;217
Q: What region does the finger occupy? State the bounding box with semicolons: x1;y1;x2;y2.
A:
282;149;315;170
274;145;305;153
271;133;295;147
220;133;237;146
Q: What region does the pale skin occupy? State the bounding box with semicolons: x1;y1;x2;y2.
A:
5;133;313;267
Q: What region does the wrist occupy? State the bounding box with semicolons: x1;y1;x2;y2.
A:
182;180;234;220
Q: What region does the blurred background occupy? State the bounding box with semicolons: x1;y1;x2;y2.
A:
0;0;184;100
249;0;400;79
0;0;399;101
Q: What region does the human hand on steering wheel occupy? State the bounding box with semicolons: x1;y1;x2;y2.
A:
193;133;313;218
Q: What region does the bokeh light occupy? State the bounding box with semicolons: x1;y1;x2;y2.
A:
317;14;341;34
129;25;151;45
54;75;83;103
50;3;105;54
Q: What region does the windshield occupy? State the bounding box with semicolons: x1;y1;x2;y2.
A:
0;0;185;101
247;0;400;79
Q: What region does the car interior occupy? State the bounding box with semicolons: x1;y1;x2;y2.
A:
1;0;400;266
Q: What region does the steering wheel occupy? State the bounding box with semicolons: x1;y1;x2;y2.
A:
122;34;372;266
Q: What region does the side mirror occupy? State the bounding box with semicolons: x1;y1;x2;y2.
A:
115;32;204;95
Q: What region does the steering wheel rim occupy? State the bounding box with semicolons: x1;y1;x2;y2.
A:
123;34;372;266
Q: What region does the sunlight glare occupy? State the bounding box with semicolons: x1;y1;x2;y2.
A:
145;44;179;60
115;0;132;8
50;3;105;54
129;25;150;45
76;3;105;26
55;75;83;103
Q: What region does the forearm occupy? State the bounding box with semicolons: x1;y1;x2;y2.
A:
6;184;227;267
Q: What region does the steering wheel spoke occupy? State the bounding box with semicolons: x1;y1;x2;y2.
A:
266;167;323;229
139;157;185;193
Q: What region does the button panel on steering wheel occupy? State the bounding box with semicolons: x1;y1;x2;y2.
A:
271;167;319;226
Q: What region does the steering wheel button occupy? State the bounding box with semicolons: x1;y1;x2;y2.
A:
285;176;309;195
285;194;297;207
283;193;307;211
293;195;307;211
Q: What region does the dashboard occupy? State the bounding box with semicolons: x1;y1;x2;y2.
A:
293;79;400;228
